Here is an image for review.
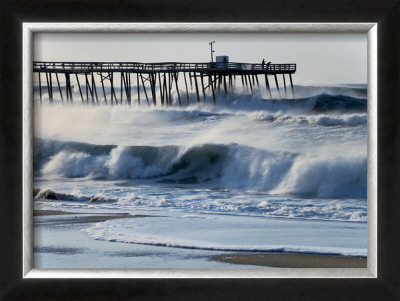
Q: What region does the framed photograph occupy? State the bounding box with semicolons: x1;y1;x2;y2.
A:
28;24;373;275
1;1;399;300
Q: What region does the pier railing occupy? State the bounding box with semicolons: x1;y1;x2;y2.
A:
33;61;296;74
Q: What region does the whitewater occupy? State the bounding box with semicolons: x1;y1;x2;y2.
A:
33;85;368;268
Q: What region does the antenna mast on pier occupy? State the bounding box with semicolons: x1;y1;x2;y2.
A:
209;41;215;62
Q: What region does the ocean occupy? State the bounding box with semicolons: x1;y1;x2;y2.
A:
33;83;367;268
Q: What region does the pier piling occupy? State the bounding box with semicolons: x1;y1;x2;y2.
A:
274;74;281;98
289;74;295;98
283;74;287;98
55;73;63;103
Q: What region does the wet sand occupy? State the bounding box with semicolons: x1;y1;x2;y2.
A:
34;209;240;269
34;210;76;216
214;253;367;268
34;210;150;223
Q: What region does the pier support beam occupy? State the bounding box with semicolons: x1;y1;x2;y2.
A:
120;72;123;104
265;74;272;99
149;73;156;106
223;75;227;96
174;72;182;106
122;72;132;105
65;73;73;103
85;73;90;104
274;74;281;98
158;73;163;106
162;73;167;106
45;72;53;103
247;74;253;92
255;75;260;89
183;72;190;105
148;74;154;106
193;74;200;104
75;74;84;103
38;72;42;104
189;72;193;90
100;73;107;105
110;72;116;105
168;73;172;106
90;73;96;104
209;74;216;104
55;73;64;103
140;74;150;106
136;73;140;106
283;74;287;98
289;74;295;98
200;73;206;100
92;73;98;105
128;73;132;105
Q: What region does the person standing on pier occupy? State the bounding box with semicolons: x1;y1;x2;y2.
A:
262;59;266;69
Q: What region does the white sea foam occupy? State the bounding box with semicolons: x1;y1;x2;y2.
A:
81;215;367;256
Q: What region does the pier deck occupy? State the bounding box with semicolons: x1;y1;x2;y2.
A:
33;61;297;105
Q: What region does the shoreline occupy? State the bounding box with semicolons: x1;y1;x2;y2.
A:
214;253;367;268
34;209;367;269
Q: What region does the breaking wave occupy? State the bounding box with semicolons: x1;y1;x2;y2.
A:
35;139;367;199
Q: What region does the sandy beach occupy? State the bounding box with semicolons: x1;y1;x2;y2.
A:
33;209;367;269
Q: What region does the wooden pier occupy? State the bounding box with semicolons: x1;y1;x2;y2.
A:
33;61;297;106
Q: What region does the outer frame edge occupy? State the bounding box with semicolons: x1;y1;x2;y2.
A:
367;23;378;278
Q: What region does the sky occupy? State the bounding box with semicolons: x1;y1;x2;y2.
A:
34;33;367;86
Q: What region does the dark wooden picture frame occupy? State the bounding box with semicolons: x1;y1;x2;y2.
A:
1;0;399;300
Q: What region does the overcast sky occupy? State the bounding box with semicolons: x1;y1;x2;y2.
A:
34;33;367;86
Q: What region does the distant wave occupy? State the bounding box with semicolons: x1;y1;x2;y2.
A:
293;85;367;99
309;93;367;113
35;139;367;199
259;93;367;114
248;112;367;126
192;92;367;116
